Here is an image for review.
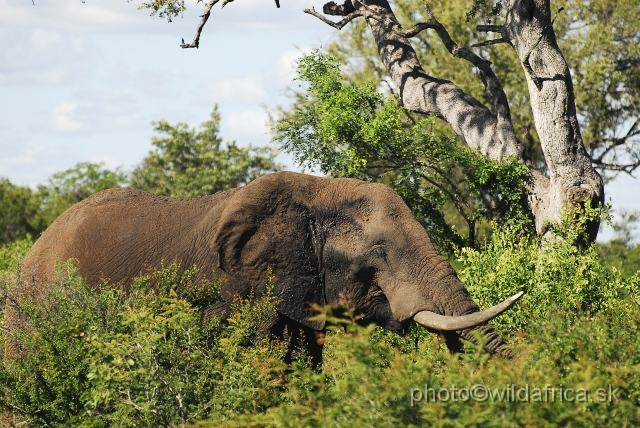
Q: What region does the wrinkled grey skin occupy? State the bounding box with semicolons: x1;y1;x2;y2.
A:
13;172;512;366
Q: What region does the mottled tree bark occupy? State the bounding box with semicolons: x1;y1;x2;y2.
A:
309;0;604;239
501;0;603;237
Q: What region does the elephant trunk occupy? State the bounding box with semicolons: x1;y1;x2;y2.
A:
400;252;522;357
460;324;515;358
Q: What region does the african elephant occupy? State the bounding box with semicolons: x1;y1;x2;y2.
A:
9;171;521;366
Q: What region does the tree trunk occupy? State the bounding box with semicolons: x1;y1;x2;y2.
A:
360;0;603;239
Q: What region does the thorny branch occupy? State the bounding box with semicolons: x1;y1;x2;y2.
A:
181;0;219;49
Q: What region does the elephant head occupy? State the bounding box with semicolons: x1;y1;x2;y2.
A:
212;172;521;363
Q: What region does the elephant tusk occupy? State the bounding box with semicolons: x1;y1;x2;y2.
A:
413;291;524;331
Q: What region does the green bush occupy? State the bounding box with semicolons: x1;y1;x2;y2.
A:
0;180;44;245
459;205;640;332
597;239;640;279
0;261;287;426
217;215;640;426
0;236;33;273
218;307;640;427
217;208;640;426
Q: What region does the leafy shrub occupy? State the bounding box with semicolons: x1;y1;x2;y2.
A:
211;303;640;427
459;204;640;332
0;180;43;245
215;207;640;427
598;239;640;279
0;236;33;273
0;261;287;426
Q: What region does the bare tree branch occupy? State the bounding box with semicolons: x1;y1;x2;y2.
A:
418;2;514;128
592;159;640;177
394;22;432;38
592;119;640;163
181;0;220;49
306;0;397;30
472;37;509;48
476;24;504;33
304;6;364;30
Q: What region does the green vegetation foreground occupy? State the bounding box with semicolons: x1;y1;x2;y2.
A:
1;215;639;426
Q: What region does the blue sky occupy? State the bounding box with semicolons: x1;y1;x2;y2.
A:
0;0;332;184
1;0;637;240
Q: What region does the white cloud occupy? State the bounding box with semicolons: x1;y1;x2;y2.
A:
225;110;269;139
0;0;337;189
0;0;151;33
135;69;173;98
86;155;123;171
3;154;37;166
0;143;52;180
279;48;308;75
31;30;62;51
109;113;142;130
0;28;91;86
71;36;86;52
29;66;66;85
207;76;266;103
52;103;82;133
0;0;334;36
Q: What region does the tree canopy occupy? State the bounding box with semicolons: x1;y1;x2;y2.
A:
134;0;638;243
323;0;640;179
130;106;281;198
0;164;127;246
0;179;43;246
38;163;129;228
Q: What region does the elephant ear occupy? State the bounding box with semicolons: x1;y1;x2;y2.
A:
212;173;326;330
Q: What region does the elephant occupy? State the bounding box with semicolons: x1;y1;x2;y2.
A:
8;171;522;366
